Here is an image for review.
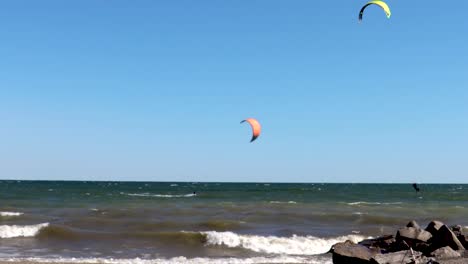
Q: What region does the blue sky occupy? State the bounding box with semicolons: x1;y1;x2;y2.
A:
1;1;467;183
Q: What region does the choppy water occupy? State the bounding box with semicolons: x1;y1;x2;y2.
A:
1;181;468;263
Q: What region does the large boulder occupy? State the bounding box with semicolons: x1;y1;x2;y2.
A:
370;250;424;264
406;220;421;229
426;221;445;236
430;246;462;259
332;240;376;264
456;234;468;248
431;225;466;251
396;227;432;243
450;225;468;248
359;235;395;253
450;225;463;236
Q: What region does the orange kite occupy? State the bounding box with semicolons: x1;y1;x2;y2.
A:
241;118;261;143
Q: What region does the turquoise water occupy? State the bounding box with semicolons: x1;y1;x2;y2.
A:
1;181;467;263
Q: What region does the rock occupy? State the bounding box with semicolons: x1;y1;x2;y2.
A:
451;225;463;236
433;259;468;264
332;240;376;264
407;220;421;229
359;235;395;253
370;250;423;264
457;234;468;248
426;221;445;236
430;246;462;259
431;225;466;251
450;225;468;248
396;227;432;243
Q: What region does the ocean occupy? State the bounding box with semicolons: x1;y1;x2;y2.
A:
1;181;467;264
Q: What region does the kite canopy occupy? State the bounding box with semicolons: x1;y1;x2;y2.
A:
241;118;261;143
359;0;391;22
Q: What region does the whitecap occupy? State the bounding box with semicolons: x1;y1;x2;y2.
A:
352;212;366;215
269;201;297;204
347;201;402;206
124;192;196;198
201;231;367;255
0;223;49;238
0;212;24;217
0;256;328;264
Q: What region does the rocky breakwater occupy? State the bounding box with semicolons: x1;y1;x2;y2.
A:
330;220;468;264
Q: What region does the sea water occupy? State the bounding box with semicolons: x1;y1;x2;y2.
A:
1;181;467;263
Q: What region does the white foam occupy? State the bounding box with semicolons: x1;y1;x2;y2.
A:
352;212;366;215
125;193;196;198
269;201;297;204
347;201;402;206
202;231;366;255
0;256;329;264
0;223;49;238
0;212;24;217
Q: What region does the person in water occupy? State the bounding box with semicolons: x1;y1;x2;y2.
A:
412;183;420;192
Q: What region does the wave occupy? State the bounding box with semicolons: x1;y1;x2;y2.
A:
201;231;366;255
352;212;367;215
347;201;403;206
0;256;329;264
0;223;49;238
197;220;244;230
0;212;24;217
2;223;364;256
269;201;297;204
123;192;196;198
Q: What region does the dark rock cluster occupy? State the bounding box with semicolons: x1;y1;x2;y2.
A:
330;220;468;264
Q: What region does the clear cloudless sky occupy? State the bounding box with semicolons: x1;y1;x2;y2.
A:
1;1;467;183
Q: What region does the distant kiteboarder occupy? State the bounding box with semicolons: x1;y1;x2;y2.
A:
412;183;420;193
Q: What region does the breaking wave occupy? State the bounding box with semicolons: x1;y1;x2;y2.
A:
201;231;366;255
0;223;49;238
9;224;364;256
0;256;330;264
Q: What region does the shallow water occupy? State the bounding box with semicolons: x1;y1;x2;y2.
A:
1;181;467;263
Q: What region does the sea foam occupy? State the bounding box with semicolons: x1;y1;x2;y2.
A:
269;201;297;204
201;231;366;255
124;193;196;198
347;201;402;206
0;223;49;238
0;212;24;217
0;256;329;264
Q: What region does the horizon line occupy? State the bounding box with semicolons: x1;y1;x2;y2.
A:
0;178;467;184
